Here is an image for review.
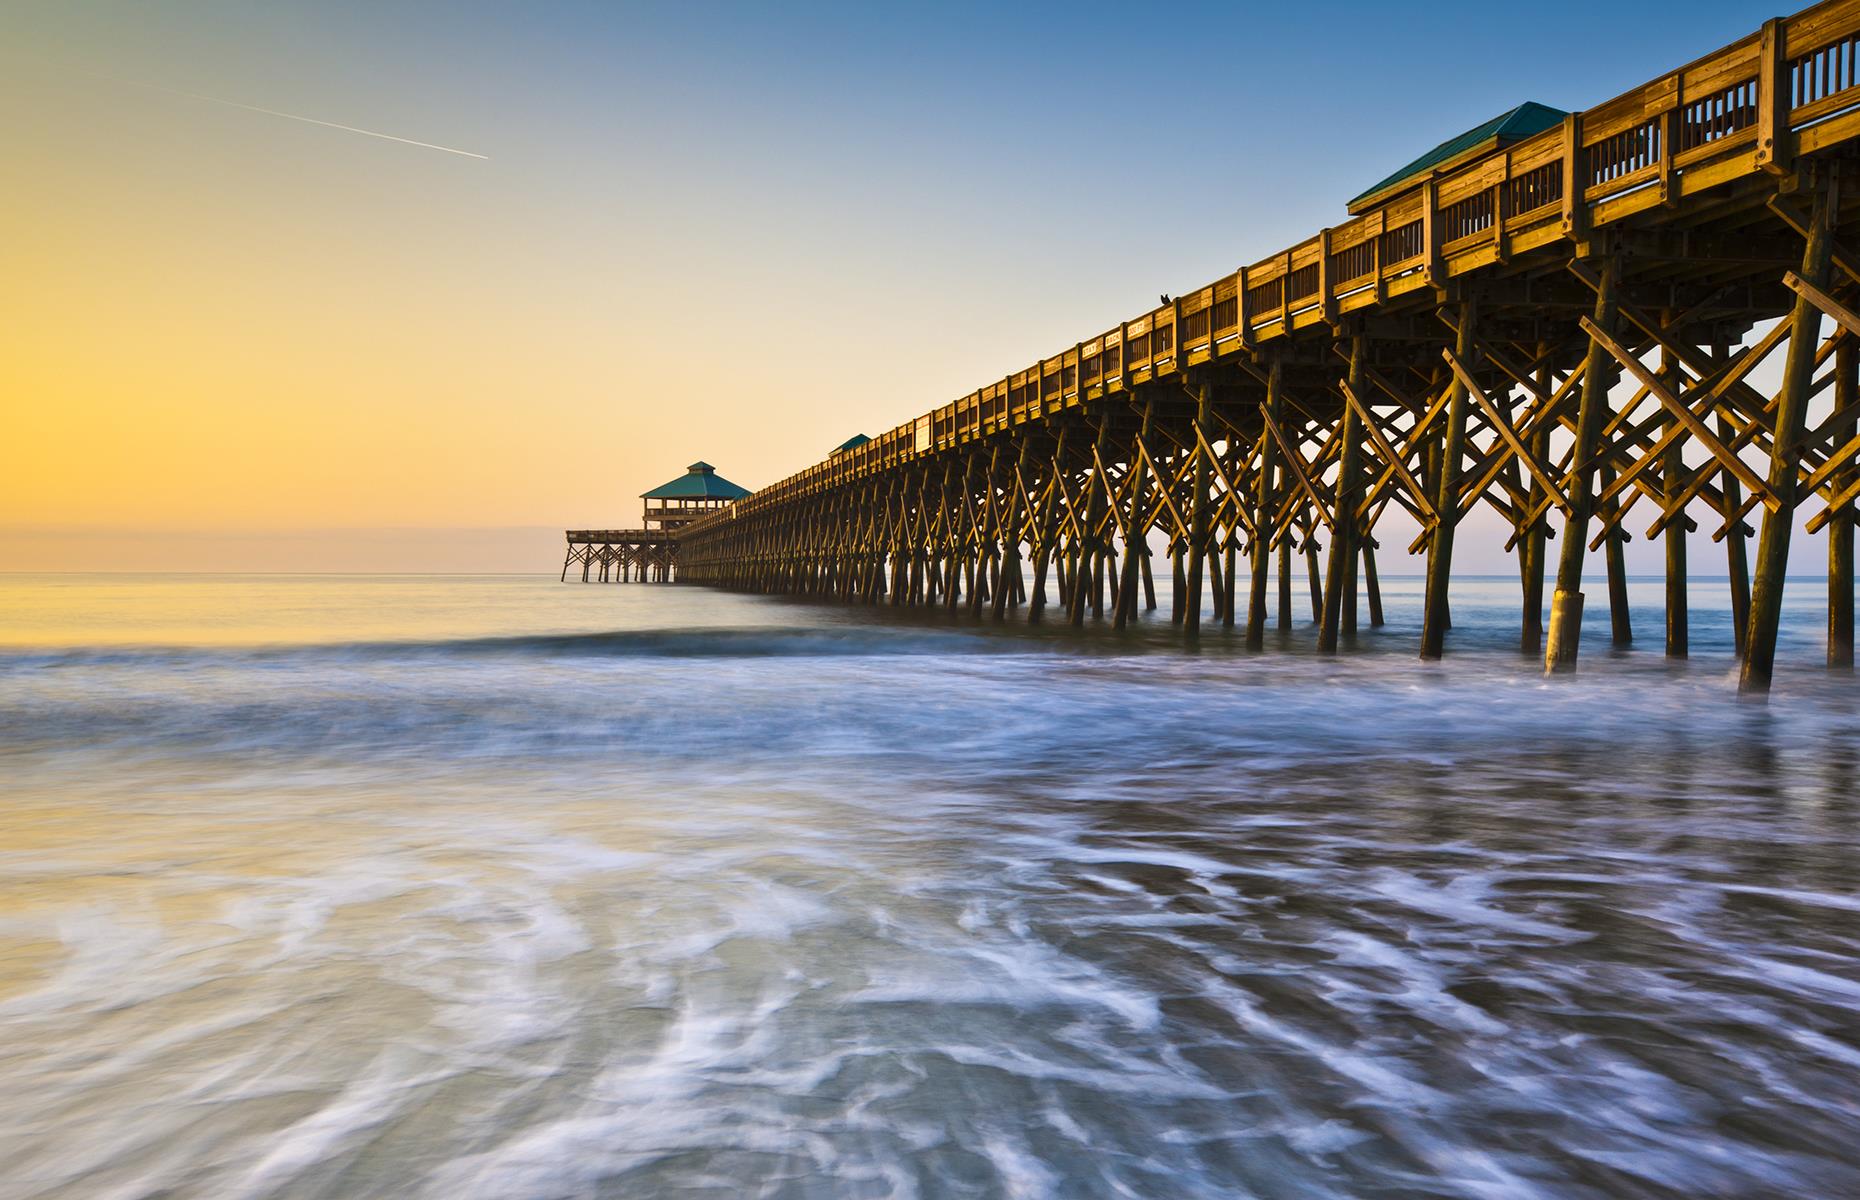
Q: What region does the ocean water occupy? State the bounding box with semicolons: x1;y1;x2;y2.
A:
3;571;1859;1200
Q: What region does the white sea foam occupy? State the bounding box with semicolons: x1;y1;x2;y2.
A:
3;575;1859;1197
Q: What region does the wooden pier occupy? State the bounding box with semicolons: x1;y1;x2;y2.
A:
676;0;1860;692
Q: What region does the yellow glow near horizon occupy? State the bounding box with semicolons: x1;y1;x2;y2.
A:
0;19;1037;568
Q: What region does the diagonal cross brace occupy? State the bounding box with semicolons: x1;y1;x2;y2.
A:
1259;405;1336;531
1579;316;1780;512
1441;347;1573;519
1339;379;1438;525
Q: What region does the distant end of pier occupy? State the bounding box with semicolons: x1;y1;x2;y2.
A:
562;461;750;583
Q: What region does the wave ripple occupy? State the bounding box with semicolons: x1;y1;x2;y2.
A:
2;578;1859;1198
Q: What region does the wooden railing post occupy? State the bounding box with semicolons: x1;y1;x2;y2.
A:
1279;250;1293;328
1758;16;1794;176
1237;266;1255;348
1319;227;1336;324
1658;81;1680;206
1371;214;1386;302
1494;156;1512;263
1560;113;1588;247
1171;296;1184;371
1423;177;1442;285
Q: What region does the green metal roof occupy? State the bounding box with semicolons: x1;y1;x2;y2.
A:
640;462;753;500
1348;101;1567;213
833;434;872;453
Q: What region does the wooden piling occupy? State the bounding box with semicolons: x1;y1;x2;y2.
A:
1547;259;1618;672
1247;361;1283;649
1115;400;1154;630
1662;346;1688;658
1343;544;1359;636
1743;182;1834;696
1422;303;1476;660
1321;335;1367;653
1833;338;1856;668
1222;536;1239;629
1719;412;1752;656
1027;432;1064;624
1277;539;1293;630
1520;356;1551;653
1364;541;1384;628
1171;544;1186;625
1601;463;1632;647
1305;536;1323;623
1184;380;1213;636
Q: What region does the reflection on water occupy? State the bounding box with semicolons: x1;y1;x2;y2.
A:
2;573;1859;1198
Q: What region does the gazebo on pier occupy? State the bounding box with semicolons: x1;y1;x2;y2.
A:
640;462;752;533
562;461;752;583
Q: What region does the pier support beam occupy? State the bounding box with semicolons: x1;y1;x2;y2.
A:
1832;338;1856;668
1171;543;1186;625
1305;535;1323;623
994;445;1025;620
1602;464;1632;647
1222;535;1238;630
1547;259;1618;672
1278;538;1293;630
1521;355;1552;654
1321;336;1367;653
1073;422;1111;627
1422;301;1477;660
1364;541;1384;627
1247;360;1283;649
1662;346;1689;658
1184;379;1213;637
1720;410;1753;657
1744;181;1835;696
1029;437;1062;624
1116;400;1153;630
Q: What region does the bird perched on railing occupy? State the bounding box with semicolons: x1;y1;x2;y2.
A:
1159;293;1171;306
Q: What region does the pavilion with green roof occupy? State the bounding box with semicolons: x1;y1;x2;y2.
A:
1347;101;1567;215
639;461;752;532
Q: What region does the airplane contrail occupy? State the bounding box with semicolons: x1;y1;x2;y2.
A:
135;81;488;159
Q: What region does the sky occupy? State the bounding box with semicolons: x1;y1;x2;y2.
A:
0;0;1790;572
